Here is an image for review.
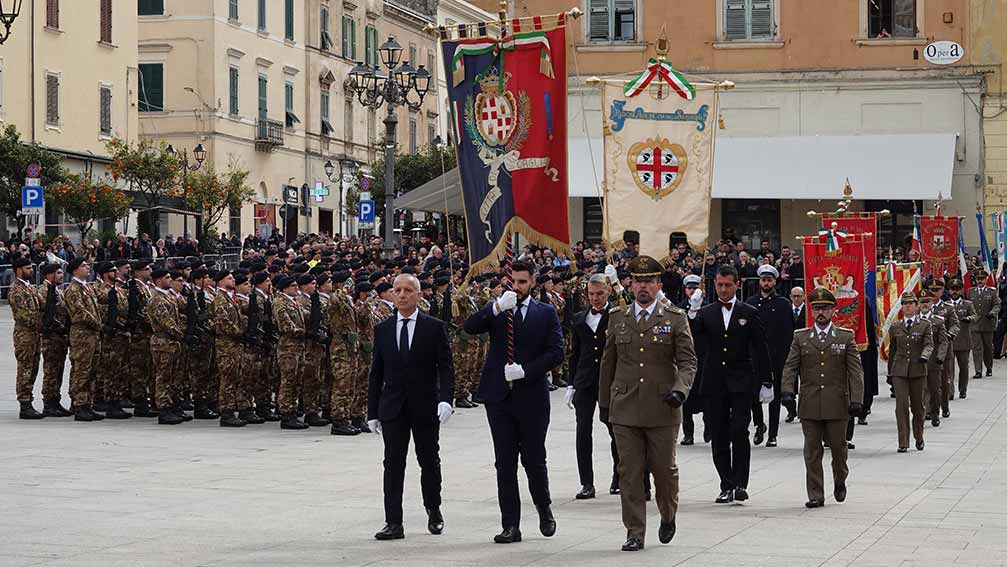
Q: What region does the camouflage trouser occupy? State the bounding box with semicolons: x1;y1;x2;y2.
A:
465;339;482;393
99;335;130;402
320;344;334;414
329;342;358;421
187;342;214;402
129;336;153;403
40;334;69;401
276;338;303;415
255;348;277;404
14;328;41;402
300;341;326;414
68;330;100;408
452;335;471;399
351;342;373;418
151;336;181;410
216;340;247;412
243;348;263;406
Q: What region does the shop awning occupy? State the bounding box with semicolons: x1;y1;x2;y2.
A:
395;168;465;214
712;133;957;199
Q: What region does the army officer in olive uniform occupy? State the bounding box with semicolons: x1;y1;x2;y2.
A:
599;256;697;552
887;291;934;453
781;288;863;508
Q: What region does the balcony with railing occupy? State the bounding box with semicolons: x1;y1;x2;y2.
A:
255;118;284;151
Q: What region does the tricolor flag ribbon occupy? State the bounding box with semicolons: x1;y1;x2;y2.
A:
818;227;849;253
623;58;696;100
450;31;555;88
887;258;897;282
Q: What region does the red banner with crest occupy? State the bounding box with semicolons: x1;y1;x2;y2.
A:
802;233;868;350
919;216;960;277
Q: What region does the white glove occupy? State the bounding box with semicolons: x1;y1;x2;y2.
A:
495;290;518;313
758;385;774;404
368;419;382;434
689;289;703;310
564;386;575;409
437;401;453;425
504;362;525;382
604;264;619;285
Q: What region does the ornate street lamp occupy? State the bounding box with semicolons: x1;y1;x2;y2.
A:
0;0;23;45
324;158;358;237
167;143;208;239
346;35;430;254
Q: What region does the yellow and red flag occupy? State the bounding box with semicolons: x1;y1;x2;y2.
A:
875;261;924;360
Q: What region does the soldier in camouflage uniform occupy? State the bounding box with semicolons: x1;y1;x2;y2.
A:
128;260;159;417
274;276;309;430
252;272;280;421
187;269;219;419
233;272;265;425
352;282;378;432
452;283;479;407
297;274;330;427
92;261;132;419
316;274;335;421
10;258;44;419
329;271;360;435
148;269;187;425
63;259;104;421
210;270;248;427
37;263;72;417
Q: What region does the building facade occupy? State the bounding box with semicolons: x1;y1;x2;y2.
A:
970;0;1007;237
137;0;440;242
1;0;139;240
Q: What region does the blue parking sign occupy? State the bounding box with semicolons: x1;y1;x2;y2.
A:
21;186;44;209
359;200;375;223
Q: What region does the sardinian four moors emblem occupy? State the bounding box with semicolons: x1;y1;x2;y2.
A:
626;138;688;201
464;68;555;242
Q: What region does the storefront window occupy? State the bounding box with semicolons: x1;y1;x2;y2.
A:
721;199;781;254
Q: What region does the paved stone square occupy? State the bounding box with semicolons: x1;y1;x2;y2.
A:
4;309;1007;567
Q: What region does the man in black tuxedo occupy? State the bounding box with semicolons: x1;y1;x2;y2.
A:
464;260;564;544
368;274;455;541
688;265;772;503
564;273;617;500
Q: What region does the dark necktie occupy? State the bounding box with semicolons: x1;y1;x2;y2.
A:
638;310;649;324
515;304;524;326
400;318;411;362
906;318;913;331
819;330;827;342
795;307;800;319
591;308;605;316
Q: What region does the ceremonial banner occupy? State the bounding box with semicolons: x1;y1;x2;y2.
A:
601;64;720;257
802;233;868;350
441;14;571;274
918;215;959;277
875;261;924;360
822;212;877;321
991;212;1006;278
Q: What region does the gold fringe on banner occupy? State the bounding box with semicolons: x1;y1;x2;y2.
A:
465;217;576;281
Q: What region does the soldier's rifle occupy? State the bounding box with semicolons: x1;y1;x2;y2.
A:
244;289;264;348
103;286;129;337
183;289;202;347
308;292;331;345
40;282;66;336
127;276;142;333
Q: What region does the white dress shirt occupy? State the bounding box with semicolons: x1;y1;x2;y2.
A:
814;322;833;339
720;298;736;328
397;309;418;350
633;301;657;322
585;303;608;333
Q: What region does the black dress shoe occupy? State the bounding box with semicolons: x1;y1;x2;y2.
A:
681;436;694;446
805;499;824;508
19;401;45;420
537;506;556;537
847;442;856;450
715;490;734;504
766;438;777;448
427;508;444;535
609;485;621;495
621;537;644;551
857;417;868;426
330;421;360;435
834;483;847;503
897;447;908;453
753;424;767;446
987;369;993;377
374;523;404;540
472;395;486;404
916;441;925;451
493;526;522;543
785;412;797;423
455;398;476;409
734;487;749;502
658;518;676;544
932;417;940;427
353;417;371;433
960;392;967;399
575;486;596;500
942;409;950;418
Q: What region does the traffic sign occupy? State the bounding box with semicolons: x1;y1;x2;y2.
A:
25;178;40;187
283;185;299;204
361;177;370;191
21;186;44;210
359;200;375;226
26;163;41;178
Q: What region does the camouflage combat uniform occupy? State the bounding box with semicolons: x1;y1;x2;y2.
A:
38;278;70;402
148;287;185;411
93;277;131;404
64;277;103;409
211;289;246;412
10;277;42;402
328;288;358;423
273;291;306;417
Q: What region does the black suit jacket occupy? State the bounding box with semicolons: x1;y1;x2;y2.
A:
793;304;806;329
691;300;772;396
368;311;455;423
568;308;609;391
746;293;796;376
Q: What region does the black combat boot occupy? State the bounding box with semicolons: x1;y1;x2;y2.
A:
104;400;132;419
93;399;110;413
280;414;309;430
330;420;360;435
219;411;247;427
193;400;219;420
119;398;135;409
238;408;265;424
173;402;194;422
19;401;45;420
305;412;329;427
353;417;371;433
179;399;194;411
42;399;73;417
132;399;159;418
158;408;185;425
256;401;281;422
75;406;105;422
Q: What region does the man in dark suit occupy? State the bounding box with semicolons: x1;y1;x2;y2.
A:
746;264;796;448
790;286;807;329
464;260;564;544
688;265;772;503
368;273;455;541
565;273;616;500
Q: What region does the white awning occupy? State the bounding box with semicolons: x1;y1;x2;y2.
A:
711;133;957;199
395;168;464;214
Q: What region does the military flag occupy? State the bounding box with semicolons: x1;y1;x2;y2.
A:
918;215;959;277
440;13;571;275
600;60;721;258
822;212;878;322
802;231;869;350
992;212;1006;278
875;261;924;360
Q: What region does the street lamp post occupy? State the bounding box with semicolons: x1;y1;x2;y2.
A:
324;158;358;238
0;0;24;45
166;143;207;240
347;36;431;255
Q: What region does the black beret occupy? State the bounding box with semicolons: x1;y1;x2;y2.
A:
375;282;393;294
238;261;251;269
151;268;170;280
252;272;269;285
551;276;563;285
67;258;87;272
536;275;550;285
12;257;32;269
40;263;60;276
233;273;248;285
333;271;351;283
169;270;183;280
309;266;326;276
369;271;384;283
191;268;209;280
296;274;315;286
434;275;450;286
421;281;432;291
291;263;310;274
95;261;116;275
187;260;204;270
356;282;374;294
213;270;232;282
276;276;297;291
249;262;266;273
207;269;219;281
113;259;130;268
316;274;330;287
131;259;151;271
419;271;431;280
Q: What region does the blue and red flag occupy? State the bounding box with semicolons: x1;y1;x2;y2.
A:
977;211;996;286
440;14;571;275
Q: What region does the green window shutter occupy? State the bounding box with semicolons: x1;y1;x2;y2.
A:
750;0;773;38
365;26;373;66
100;86;112;135
342;17;349;57
285;0;294;40
138;0;164;17
138;63;163;112
725;0;748;39
351;20;357;59
229;67;239;114
258;0;266;30
229;0;238;20
258;75;268;120
588;0;608;41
